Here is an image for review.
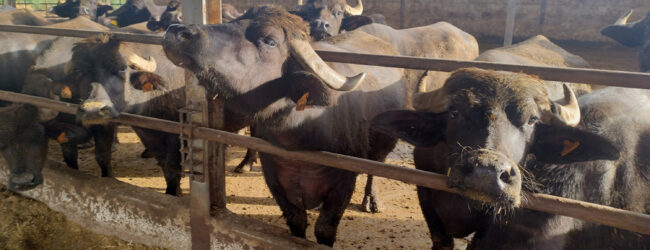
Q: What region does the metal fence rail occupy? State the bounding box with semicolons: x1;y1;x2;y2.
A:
0;24;649;89
1;90;649;236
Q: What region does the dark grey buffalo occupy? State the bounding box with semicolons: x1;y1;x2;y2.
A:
372;68;629;249
601;10;650;72
372;36;606;249
50;0;113;21
97;0;164;28
162;6;410;246
146;1;242;34
293;0;365;40
0;17;110;191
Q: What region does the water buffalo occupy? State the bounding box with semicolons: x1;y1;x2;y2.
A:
293;0;365;40
0;17;110;191
97;0;164;28
162;6;411;245
601;10;650;72
0;8;51;25
465;87;650;249
146;1;242;34
372;36;601;249
50;0;113;21
372;68;625;249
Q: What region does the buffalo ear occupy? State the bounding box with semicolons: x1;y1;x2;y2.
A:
601;25;644;47
286;71;336;111
130;72;168;92
96;5;114;18
341;15;374;31
371;110;445;147
44;121;91;145
531;124;620;164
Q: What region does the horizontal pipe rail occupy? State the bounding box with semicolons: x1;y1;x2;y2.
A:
1;90;649;236
1;25;649;89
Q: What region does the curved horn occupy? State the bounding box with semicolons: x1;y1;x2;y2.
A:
125;50;157;72
544;84;581;127
615;9;633;25
289;39;365;91
413;87;448;113
344;0;363;15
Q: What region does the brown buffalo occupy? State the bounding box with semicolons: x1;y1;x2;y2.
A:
162;6;411;245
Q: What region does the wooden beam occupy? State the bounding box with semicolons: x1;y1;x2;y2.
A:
2;90;650;236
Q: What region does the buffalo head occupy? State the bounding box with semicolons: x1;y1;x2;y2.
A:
601;10;650;72
372;68;619;210
50;0;113;20
146;0;182;32
0;104;47;191
294;0;367;40
162;6;365;118
65;35;162;125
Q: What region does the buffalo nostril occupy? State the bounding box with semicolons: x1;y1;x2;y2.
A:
324;23;330;29
179;30;194;40
500;170;512;184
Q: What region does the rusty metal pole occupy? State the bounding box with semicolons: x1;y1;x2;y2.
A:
205;0;227;210
181;0;211;249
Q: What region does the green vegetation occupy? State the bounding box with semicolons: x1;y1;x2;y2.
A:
2;0;126;11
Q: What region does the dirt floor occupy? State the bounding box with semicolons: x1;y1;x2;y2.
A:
0;40;638;249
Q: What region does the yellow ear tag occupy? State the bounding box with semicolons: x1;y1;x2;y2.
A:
111;20;119;27
57;132;69;144
296;92;310;111
561;140;580;156
60;86;72;99
142;82;154;92
157;28;164;32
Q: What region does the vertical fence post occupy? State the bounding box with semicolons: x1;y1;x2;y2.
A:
205;0;226;210
181;0;211;249
504;0;518;46
400;0;406;29
7;0;15;8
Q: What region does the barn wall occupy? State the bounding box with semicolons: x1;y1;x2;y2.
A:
222;0;650;43
0;161;325;250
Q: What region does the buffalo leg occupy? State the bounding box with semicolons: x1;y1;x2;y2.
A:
315;172;356;246
361;175;384;213
418;187;453;250
60;143;79;169
260;155;308;238
90;124;115;177
163;134;182;196
233;149;258;173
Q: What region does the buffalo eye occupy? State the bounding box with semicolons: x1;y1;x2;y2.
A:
449;108;459;119
335;10;343;17
260;37;277;47
527;116;539;126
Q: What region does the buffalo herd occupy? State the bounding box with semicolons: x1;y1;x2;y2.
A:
0;0;648;248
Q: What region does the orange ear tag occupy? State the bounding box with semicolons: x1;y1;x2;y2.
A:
57;132;69;144
561;140;580;156
157;28;164;32
60;86;72;99
142;82;155;92
296;92;310;111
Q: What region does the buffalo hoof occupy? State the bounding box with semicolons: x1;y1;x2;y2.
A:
233;164;251;173
361;194;385;213
77;141;94;149
140;148;155;158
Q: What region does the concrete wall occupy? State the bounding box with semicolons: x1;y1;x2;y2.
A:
0;161;326;250
223;0;650;43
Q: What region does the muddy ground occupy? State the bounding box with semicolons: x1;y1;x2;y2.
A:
0;41;637;249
